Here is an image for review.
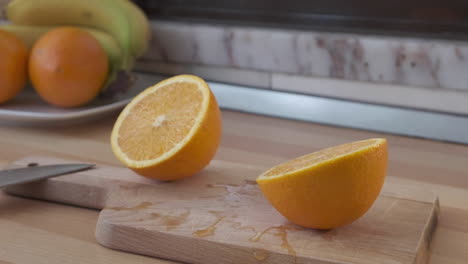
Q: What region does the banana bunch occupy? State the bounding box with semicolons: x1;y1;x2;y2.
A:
2;0;151;93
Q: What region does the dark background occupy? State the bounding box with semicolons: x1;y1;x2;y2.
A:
134;0;468;40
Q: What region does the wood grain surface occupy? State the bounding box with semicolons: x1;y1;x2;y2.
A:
5;156;438;264
0;111;467;263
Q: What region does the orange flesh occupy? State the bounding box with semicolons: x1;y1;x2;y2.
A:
117;82;203;161
264;139;378;177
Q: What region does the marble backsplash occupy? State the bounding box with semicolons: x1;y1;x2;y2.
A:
136;61;468;115
1;0;468;92
2;0;468;114
144;21;468;91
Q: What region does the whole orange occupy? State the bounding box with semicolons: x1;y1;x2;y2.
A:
0;29;28;104
29;27;108;108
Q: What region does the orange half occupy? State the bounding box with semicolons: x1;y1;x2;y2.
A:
257;138;388;229
111;75;222;181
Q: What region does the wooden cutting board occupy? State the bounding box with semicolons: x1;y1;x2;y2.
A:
5;156;438;264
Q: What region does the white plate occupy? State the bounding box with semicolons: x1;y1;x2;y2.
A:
0;72;165;125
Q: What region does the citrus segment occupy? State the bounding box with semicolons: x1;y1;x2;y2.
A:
257;138;388;229
111;75;222;181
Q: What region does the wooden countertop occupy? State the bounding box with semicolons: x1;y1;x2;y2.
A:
0;110;467;264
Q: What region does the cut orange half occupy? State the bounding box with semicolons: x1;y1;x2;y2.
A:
257;138;388;229
111;75;222;181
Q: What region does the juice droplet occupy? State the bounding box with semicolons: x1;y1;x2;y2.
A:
277;226;296;257
161;210;190;231
229;220;257;234
108;201;152;211
145;212;162;221
206;183;238;189
253;250;268;261
193;213;225;237
249;226;296;257
249;227;275;242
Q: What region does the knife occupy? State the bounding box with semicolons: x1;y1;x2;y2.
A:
0;163;95;188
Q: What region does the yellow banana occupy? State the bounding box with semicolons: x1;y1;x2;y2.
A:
116;0;151;57
6;0;132;69
0;24;45;48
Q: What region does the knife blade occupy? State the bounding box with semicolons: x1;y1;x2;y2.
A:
0;163;95;188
